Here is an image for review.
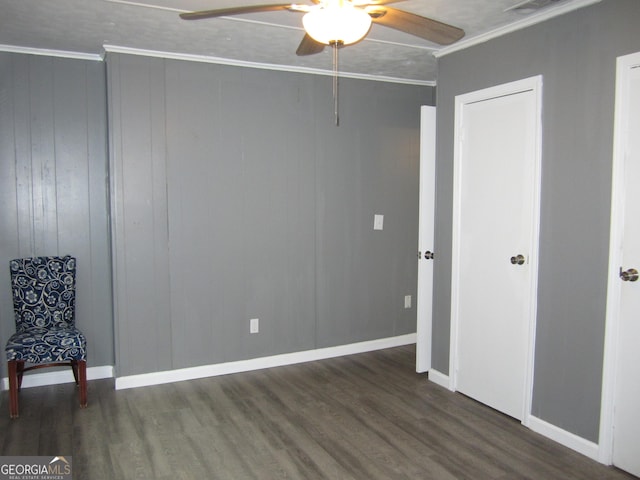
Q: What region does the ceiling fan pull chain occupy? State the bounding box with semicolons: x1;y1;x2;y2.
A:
332;41;342;127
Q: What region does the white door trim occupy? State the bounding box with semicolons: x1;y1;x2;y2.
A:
449;75;543;426
416;105;436;373
598;50;640;466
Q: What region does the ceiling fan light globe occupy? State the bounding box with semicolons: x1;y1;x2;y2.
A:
302;5;372;45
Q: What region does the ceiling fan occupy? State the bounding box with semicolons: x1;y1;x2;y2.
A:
180;0;464;124
180;0;464;56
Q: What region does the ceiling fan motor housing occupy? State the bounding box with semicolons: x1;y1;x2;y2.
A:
302;2;372;45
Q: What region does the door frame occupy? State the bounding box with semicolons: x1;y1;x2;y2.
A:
598;51;640;465
448;76;543;425
416;106;436;373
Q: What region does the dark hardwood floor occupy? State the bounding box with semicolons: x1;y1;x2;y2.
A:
0;345;636;479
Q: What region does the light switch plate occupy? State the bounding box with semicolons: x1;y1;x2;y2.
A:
374;214;384;230
404;295;411;308
250;318;259;334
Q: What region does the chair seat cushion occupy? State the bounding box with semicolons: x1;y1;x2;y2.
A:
5;327;86;363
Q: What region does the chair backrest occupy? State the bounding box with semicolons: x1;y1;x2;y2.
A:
10;256;76;332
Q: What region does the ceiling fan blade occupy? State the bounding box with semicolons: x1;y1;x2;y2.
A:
180;3;294;20
369;6;465;45
296;34;326;56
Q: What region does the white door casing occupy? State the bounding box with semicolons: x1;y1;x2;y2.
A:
599;51;640;477
417;106;436;373
449;76;542;423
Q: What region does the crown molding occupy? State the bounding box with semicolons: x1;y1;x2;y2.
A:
434;0;602;59
0;44;104;61
0;41;434;86
103;44;435;86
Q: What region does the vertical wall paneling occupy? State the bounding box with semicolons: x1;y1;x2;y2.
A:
108;54;173;376
315;80;422;348
86;59;115;365
0;52;113;371
0;54;20;351
12;57;35;257
29;57;58;255
108;53;431;377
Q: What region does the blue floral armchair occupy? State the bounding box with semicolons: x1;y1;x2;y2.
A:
5;256;87;418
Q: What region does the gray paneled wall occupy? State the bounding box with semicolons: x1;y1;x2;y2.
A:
107;53;432;377
0;53;113;369
433;0;640;443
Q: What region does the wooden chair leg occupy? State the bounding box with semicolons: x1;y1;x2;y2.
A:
16;361;25;391
8;361;19;419
78;360;87;408
71;360;79;385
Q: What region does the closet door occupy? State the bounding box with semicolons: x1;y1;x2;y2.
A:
450;77;542;421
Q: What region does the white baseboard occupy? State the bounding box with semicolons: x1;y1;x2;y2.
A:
424;378;601;464
1;365;114;391
427;368;453;390
115;333;417;390
528;415;600;461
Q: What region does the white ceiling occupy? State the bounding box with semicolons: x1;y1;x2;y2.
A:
0;0;597;84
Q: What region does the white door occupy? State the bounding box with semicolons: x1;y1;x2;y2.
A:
601;52;640;477
417;106;436;373
450;77;542;421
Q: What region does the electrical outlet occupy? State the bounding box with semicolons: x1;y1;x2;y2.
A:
404;295;411;309
250;318;259;334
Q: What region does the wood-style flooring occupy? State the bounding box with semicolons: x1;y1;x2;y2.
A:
0;345;636;479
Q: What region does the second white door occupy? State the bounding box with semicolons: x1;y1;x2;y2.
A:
601;51;640;478
451;77;542;421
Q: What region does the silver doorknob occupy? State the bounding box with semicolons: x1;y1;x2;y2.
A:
510;254;525;265
425;251;434;260
620;267;639;282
